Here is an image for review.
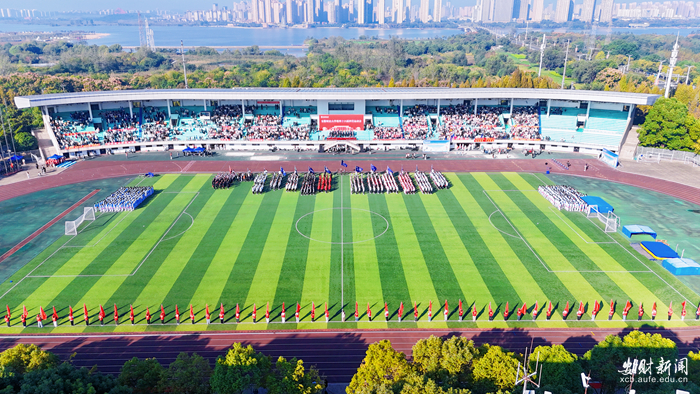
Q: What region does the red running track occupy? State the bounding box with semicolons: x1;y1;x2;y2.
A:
0;326;699;382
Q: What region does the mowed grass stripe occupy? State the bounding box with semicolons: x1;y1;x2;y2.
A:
327;177;344;322
219;189;283;323
72;175;209;330
14;175;191;324
460;174;553;325
418;186;492;325
351;192;386;328
384;193;440;327
161;185;248;321
186;189;263;317
297;191;334;328
437;175;520;326
271;194;315;327
368;193;412;327
502;173;676;319
488;173;617;325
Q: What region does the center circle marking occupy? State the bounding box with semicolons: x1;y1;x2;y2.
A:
295;207;389;244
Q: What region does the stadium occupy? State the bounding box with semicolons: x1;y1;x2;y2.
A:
2;87;699;383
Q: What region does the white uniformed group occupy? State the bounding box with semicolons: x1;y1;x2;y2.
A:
94;186;154;213
538;185;587;212
269;172;285;190
414;170;434;194
285;172;299;191
252;171;267;194
430;169;449;189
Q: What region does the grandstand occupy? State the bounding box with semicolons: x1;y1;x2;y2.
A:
15;88;658;156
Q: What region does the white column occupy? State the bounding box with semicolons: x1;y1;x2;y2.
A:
87;102;93;120
586;101;591;118
42;106;61;154
627;104;635;123
167;99;172;118
241;99;246;116
400;99;403;117
474;98;478;115
437;99;440;118
203;99;207;111
547;99;551;117
129;101;133;118
280;100;283;117
510;99;514;114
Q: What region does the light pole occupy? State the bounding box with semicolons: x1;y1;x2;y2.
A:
665;34;679;98
561;40;570;89
654;61;664;86
624;55;632;74
538;34;546;77
685;65;694;84
181;40;189;89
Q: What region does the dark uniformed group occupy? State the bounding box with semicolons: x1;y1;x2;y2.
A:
212;173;236;189
300;173;317;196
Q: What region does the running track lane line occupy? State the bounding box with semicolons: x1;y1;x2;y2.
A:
0;189;100;264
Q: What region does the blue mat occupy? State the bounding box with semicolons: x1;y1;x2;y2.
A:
663;258;700;276
640;241;679;260
622;225;657;239
581;196;614;213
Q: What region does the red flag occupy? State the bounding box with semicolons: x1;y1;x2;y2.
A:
114;304;119;322
281;302;286;319
472;303;477;318
175;305;180;321
458;300;463;317
367;302;371;319
160;305;166;321
145;307;151;321
52;306;58;322
592;301;600;315
576;301;584;317
69;306;73;321
98;305;105;320
668;301;673;317
504;301;509;317
488;302;493;318
562;301;569;317
266;303;270;320
652;302;657;317
444;300;449;317
355;302;359;318
310;302;315;320
252;303;257;320
414;302;418;319
428;301;432;318
533;301;539;317
384;303;389;318
23;305;28;319
205;304;210;320
296;303;301;318
696;303;700;317
681;301;687;317
5;305;10;321
398;302;404;319
623;300;632;315
638;302;644;317
222;304;227;320
324;303;329;319
546;301;552;317
190;305;195;321
517;303;526;317
609;299;615;316
130;305;135;321
234;303;239;319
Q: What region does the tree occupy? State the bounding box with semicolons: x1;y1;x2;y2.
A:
639;97;700;151
13;132;37;151
266;356;324;394
118;357;165;394
0;344;58;375
161;353;212;394
346;340;411;394
16;362;130;394
528;345;582;393
470;344;519;394
412;336;477;388
210;343;271;394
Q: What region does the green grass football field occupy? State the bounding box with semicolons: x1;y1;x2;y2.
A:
0;171;697;333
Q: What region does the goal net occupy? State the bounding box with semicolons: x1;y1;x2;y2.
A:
65;207;96;236
586;205;620;233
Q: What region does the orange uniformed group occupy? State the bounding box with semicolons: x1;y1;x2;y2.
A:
3;299;697;328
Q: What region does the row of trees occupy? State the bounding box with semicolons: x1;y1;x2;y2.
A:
0;343;324;394
639;97;700;152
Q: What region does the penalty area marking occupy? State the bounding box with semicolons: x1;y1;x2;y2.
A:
295;207;390;245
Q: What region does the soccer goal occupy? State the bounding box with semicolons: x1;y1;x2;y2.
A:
65;207;96;236
586;205;620;233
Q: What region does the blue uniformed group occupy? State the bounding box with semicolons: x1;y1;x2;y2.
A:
94;186;154;213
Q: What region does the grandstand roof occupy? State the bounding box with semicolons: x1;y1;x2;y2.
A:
14;88;659;109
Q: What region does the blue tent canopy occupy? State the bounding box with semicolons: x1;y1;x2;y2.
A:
183;147;194;152
622;225;657;239
581;196;614;214
9;155;23;161
663;258;700;276
193;147;205;152
48;154;63;160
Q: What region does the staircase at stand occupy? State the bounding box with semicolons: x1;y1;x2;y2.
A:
619;126;640;160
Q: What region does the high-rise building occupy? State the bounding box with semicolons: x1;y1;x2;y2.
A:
433;0;442;21
377;0;385;23
581;0;596;21
264;0;272;22
491;0;514;21
530;0;544;20
307;0;314;22
394;0;405;22
554;0;572;21
419;0;430;22
251;0;259;21
598;0;613;22
515;0;529;19
286;0;294;22
358;0;366;23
